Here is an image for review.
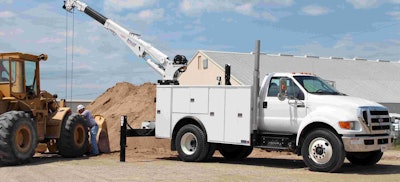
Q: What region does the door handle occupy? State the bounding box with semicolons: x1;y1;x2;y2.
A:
297;104;305;108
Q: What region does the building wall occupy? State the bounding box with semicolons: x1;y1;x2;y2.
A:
179;52;241;85
65;100;92;113
381;103;400;114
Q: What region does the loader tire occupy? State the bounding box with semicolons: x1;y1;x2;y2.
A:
0;111;37;165
218;144;253;160
175;124;209;162
57;113;88;157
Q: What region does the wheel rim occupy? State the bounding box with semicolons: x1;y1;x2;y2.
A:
308;137;333;164
180;132;197;155
15;124;32;153
74;124;85;148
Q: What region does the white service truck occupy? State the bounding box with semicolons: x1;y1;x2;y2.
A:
64;0;394;172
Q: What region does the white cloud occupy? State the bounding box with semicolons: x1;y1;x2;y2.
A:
66;46;89;55
179;0;278;21
235;3;256;16
0;0;13;4
104;0;156;12
0;11;15;18
0;32;4;36
346;0;379;9
9;28;24;35
58;31;74;38
37;37;63;44
235;4;278;21
138;9;164;24
302;5;330;16
346;0;400;9
263;0;294;6
388;11;400;20
122;8;164;25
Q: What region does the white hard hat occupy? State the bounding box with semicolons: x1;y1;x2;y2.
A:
77;104;85;111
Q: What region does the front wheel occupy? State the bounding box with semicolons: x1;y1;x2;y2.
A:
301;129;345;172
0;111;37;165
346;151;383;166
57;113;89;157
175;124;209;162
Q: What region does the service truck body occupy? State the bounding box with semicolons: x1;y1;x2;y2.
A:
155;72;393;172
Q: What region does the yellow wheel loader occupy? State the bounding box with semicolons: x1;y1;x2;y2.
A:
0;52;89;165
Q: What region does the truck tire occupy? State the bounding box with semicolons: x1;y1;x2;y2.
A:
57;113;89;157
175;124;209;162
218;144;253;160
346;151;383;166
301;129;345;172
0;111;37;165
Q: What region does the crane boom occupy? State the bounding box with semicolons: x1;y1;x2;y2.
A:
63;0;187;85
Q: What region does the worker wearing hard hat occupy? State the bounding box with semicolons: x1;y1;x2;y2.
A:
77;104;99;156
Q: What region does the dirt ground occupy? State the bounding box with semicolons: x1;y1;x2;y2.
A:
1;148;400;182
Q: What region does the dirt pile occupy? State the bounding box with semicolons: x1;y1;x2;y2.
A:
86;82;171;155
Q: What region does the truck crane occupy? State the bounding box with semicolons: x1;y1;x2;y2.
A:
63;0;187;85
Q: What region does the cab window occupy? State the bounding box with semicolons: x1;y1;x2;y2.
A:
268;77;304;100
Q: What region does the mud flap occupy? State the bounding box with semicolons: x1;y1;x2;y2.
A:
94;115;111;153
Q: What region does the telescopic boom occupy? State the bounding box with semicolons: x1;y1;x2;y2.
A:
63;0;187;84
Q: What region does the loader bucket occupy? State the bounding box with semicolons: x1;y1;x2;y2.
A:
94;114;110;153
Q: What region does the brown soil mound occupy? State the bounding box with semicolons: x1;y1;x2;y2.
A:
86;82;172;155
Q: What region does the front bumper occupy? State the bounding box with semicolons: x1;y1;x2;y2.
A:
342;135;394;152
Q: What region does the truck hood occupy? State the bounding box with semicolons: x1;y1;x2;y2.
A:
308;95;385;111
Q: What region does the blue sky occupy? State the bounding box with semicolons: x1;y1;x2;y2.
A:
1;0;399;100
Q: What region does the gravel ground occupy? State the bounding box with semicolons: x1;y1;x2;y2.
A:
1;150;400;182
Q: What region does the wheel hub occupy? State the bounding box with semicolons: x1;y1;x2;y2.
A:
181;132;197;155
309;137;333;164
15;124;32;153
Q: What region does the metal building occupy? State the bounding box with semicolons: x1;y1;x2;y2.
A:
179;50;400;113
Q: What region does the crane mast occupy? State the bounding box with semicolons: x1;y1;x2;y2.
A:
63;0;187;85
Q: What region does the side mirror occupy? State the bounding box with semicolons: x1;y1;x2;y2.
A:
278;78;287;101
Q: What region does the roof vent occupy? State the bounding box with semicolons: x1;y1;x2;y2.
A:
304;55;319;58
377;59;390;62
329;56;344;60
278;53;293;57
353;58;367;61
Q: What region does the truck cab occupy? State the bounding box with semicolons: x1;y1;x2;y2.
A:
257;72;393;171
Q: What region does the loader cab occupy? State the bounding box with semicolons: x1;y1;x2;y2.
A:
0;52;43;100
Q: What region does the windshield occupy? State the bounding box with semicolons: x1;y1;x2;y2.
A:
294;76;342;95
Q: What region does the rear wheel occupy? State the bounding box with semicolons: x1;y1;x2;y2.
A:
346;151;383;166
57;113;88;157
0;111;37;165
301;129;345;172
218;144;253;160
175;124;209;162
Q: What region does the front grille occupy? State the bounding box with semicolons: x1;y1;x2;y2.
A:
378;138;389;144
358;106;390;132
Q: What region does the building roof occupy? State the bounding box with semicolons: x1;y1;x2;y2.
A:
198;50;400;103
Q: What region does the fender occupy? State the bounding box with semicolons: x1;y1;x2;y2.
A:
170;115;207;151
296;105;357;146
46;107;71;138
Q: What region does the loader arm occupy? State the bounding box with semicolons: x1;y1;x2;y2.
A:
63;0;187;85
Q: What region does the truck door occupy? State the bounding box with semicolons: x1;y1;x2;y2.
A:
261;77;307;133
